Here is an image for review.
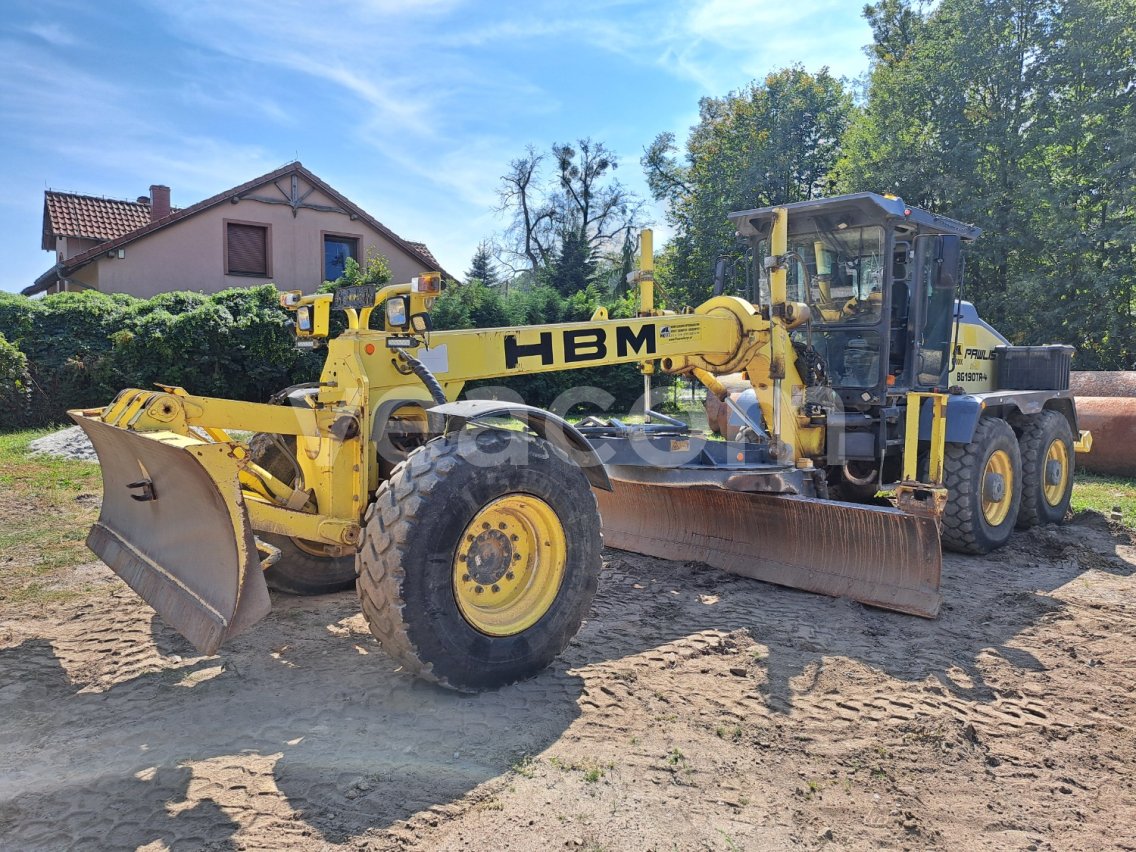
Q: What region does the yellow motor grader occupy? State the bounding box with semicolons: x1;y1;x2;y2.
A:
70;193;1088;690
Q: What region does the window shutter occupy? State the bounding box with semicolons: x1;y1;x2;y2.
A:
227;224;267;275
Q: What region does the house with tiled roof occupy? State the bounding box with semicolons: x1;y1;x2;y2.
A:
26;162;450;298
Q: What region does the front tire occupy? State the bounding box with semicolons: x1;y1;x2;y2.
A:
1016;410;1075;528
941;417;1022;554
356;428;601;691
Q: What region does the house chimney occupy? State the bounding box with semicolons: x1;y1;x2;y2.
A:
149;184;171;221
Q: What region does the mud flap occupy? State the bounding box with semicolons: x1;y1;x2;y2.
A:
71;414;272;655
595;479;941;618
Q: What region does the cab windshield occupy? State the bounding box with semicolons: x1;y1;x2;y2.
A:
759;224;888;391
759;225;886;327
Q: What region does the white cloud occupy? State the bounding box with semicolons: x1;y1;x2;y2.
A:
21;22;76;47
0;40;276;198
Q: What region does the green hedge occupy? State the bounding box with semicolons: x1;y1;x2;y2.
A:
0;286;318;429
431;280;670;414
0;280;667;430
0;331;33;428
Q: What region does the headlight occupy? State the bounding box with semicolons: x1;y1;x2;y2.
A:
413;272;441;294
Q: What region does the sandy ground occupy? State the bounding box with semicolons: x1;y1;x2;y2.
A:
1;515;1134;851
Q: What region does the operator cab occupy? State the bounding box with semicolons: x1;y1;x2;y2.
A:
730;192;981;408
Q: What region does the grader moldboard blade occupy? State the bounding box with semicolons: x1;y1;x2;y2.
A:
70;413;272;655
595;479;942;618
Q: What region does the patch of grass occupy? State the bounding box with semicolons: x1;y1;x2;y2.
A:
662;748;695;786
547;755;612;783
0;428;103;605
511;754;538;778
715;724;743;741
1072;473;1136;530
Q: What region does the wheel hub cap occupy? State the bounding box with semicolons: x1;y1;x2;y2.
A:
981;449;1014;526
453;495;567;637
465;529;512;584
1042;439;1070;506
983;473;1006;503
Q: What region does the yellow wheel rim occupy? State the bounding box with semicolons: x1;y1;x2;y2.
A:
981;449;1014;527
1043;439;1070;506
453;495;567;637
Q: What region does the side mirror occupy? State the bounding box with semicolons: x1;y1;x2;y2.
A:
294;301;330;338
384;295;410;329
933;235;962;291
712;257;731;296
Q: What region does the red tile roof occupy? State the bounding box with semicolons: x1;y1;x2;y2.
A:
42;192;152;249
405;241;441;269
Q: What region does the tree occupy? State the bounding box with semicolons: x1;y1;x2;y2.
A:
643;66;853;307
465;241;500;287
498;147;557;280
862;0;931;66
547;224;596;296
497;138;641;292
836;0;1135;368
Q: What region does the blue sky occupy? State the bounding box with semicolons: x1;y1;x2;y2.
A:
0;0;875;293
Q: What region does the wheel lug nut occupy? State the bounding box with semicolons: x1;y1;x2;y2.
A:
505;572;515;581
482;522;490;530
466;534;474;542
474;585;484;594
458;554;466;562
511;534;519;542
499;522;507;529
462;574;471;582
491;584;500;593
513;553;521;561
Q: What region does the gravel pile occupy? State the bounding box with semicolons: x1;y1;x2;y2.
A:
28;426;98;462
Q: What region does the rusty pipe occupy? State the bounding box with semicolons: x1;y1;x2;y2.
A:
1075;396;1136;477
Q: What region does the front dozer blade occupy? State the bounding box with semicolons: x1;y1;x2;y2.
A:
70;413;272;655
595;480;941;618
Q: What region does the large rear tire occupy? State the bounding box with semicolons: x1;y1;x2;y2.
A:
941;417;1022;554
1016;410;1075;528
356;428;601;691
247;433;357;595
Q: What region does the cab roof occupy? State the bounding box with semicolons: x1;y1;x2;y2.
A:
728;192;982;241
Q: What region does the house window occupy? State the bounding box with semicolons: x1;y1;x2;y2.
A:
324;235;358;282
226;222;270;276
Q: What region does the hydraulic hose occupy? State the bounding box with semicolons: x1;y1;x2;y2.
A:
397;350;448;406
